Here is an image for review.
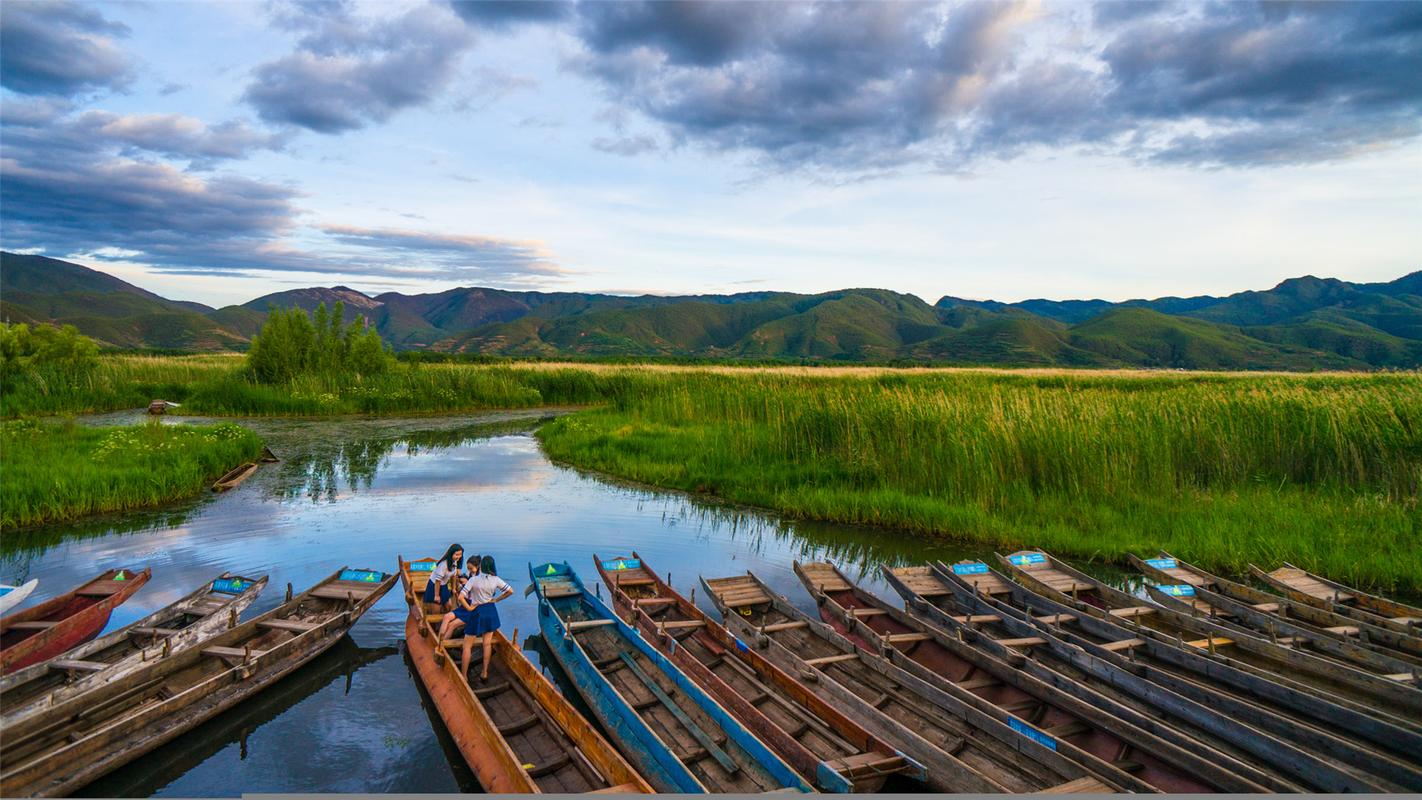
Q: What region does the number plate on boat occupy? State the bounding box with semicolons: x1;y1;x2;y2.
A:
952;562;989;575
1008;553;1046;566
1158;584;1195;597
1008;717;1057;751
212;578;249;594
339;569;384;582
1145;558;1178;570
601;558;641;571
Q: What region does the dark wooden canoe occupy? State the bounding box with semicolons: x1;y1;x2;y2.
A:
1131;553;1422;674
212;462;259;492
998;550;1422;723
1;572;267;725
918;560;1422;788
1252;562;1422;635
794;560;1268;793
530;561;813;794
701;570;1132;794
398;557;651;794
0;566;395;797
1;568;151;674
594;552;922;792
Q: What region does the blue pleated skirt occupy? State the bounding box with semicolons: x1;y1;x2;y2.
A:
455;602;500;636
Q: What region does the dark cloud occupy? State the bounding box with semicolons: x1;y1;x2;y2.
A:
0;1;135;96
448;0;572;29
542;0;1422;172
244;1;476;133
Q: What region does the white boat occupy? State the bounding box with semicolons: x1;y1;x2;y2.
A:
0;579;39;616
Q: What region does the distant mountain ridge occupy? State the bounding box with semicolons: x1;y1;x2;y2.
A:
2;251;1418;370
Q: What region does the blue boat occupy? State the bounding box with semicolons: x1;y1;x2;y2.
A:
529;561;813;794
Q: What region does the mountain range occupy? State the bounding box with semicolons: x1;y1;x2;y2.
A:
2;251;1419;370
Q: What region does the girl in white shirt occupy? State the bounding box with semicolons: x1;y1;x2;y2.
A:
438;555;513;681
422;544;463;610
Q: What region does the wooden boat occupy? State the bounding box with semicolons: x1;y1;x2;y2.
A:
398;557;651;794
1252;562;1422;636
1;572;268;725
885;562;1421;792
998;550;1422;722
794;560;1268;793
702;571;1135;794
594;553;923;793
1;568;151;674
0;580;38;616
212;462;259;492
259;446;280;463
529;561;813;794
1131;553;1422;672
0;566;395;798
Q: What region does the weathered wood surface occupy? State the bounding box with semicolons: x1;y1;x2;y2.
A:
998;550;1422;724
398;556;650;794
795;560;1267;793
1;573;268;725
1134;552;1422;662
702;569;1136;794
1129;554;1422;677
1;568;152;674
595;552;920;792
0;566;394;798
531;561;812;794
1252;562;1422;636
908;560;1422;790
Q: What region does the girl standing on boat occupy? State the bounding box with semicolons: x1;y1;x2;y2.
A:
424;544;463;610
455;555;513;681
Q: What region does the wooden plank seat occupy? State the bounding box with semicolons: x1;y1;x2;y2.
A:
1185;637;1234;650
203;645;267;660
723;595;771;608
130;626;182;637
473;681;510;698
848;608;887;617
1099;638;1147;652
1325;625;1361;636
759;620;808;632
542;587;582;599
309;586;375;601
1031;614;1074;625
656;620;705;630
954;613;1004;624
632;597;677;606
1251;602;1281;613
1108;606;1156;619
956;677;1000;691
1036;776;1113;793
883;633;931;644
995;637;1047;648
257;619;319;633
6;621;59;630
590;782;645;794
804;653;859;667
51;659;107;672
567;619;618;631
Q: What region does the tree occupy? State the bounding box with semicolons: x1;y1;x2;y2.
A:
0;323;99;391
245;304;392;383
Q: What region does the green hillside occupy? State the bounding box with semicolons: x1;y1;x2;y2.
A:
2;251;1417;369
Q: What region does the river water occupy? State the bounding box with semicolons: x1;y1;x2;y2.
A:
1;411;1132;796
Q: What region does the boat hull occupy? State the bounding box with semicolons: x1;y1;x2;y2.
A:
1;568;151;674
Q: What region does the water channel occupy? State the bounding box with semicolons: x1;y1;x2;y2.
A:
1;411;1138;796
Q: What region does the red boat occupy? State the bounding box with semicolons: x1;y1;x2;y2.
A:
0;568;151;673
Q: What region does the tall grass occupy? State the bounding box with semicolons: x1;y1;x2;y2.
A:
1;419;264;530
536;370;1422;592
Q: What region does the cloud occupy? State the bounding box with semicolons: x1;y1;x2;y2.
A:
0;0;135;96
448;0;572;29
591;134;659;156
542;0;1422;172
244;1;477;133
320;224;566;282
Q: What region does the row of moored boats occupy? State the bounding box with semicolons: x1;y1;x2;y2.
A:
2;551;1418;794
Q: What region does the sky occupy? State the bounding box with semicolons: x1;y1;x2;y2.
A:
1;0;1419;308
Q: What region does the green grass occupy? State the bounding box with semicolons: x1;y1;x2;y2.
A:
535;370;1422;593
1;419;264;530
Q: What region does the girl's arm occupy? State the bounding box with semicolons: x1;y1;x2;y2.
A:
494;587;513;603
457;590;476;610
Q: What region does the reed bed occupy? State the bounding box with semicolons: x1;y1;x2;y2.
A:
536;370;1422;592
1;419;264;530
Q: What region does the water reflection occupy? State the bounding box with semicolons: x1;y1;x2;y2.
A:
0;409;1102;795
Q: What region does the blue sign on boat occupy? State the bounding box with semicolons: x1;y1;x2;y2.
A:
734;637;748;653
408;561;435;572
1158;584;1196;597
1008;717;1057;751
601;558;641;571
1145;558;1178;570
211;577;249;594
952;562;989;575
339;569;383;583
1008;553;1046;566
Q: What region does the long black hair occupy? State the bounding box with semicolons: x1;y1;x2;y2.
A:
438;543;463;570
480;555;497;576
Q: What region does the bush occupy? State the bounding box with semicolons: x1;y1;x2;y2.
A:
247;302;393;383
0;322;100;396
